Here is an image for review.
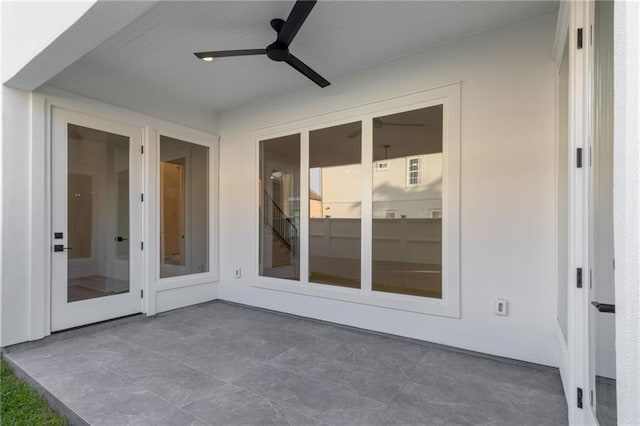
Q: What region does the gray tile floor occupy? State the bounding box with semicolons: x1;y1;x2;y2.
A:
4;301;567;425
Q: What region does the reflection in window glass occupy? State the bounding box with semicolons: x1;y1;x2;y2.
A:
309;122;361;288
259;134;300;280
160;136;209;278
67;124;130;302
372;105;443;298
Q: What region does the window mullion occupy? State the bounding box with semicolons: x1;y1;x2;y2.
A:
300;131;309;285
361;118;373;293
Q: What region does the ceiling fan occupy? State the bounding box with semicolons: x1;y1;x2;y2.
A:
194;0;330;88
347;118;425;139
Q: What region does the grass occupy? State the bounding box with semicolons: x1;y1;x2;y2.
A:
0;355;69;426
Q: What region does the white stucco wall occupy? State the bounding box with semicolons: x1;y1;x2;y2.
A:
1;1;95;83
613;0;640;423
0;86;33;345
218;12;559;366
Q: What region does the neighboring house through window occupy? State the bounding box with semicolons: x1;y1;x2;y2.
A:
407;156;421;186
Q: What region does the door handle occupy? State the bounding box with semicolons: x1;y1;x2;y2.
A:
53;245;73;252
591;301;615;314
115;236;129;242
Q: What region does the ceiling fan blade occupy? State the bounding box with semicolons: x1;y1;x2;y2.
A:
285;54;330;88
277;0;317;47
194;49;266;59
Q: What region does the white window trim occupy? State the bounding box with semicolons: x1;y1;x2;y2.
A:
253;83;461;318
147;125;220;295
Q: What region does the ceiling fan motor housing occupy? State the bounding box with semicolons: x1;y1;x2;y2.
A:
266;43;290;61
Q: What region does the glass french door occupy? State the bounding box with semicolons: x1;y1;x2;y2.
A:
51;108;143;331
589;1;616;424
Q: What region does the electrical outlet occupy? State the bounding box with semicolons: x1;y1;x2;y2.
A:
495;299;508;316
235;268;242;278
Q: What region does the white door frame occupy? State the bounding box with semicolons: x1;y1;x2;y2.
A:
554;0;598;424
25;87;219;342
50;107;144;331
557;0;602;424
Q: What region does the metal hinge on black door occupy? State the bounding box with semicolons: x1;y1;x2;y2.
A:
577;387;583;408
577;148;583;168
577;28;583;49
577;268;583;288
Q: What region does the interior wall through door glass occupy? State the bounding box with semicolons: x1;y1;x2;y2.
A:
159;135;209;278
67;124;130;302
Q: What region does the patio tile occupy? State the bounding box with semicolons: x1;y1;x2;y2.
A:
390;380;505;425
103;347;181;379
69;388;201;426
182;386;325;425
231;364;386;420
323;341;424;380
418;346;563;394
269;346;406;403
42;365;136;399
103;317;201;350
130;363;234;408
4;301;567;425
182;349;266;382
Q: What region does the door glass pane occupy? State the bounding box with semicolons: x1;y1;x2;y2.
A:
67;124;130;302
259;134;300;280
309;122;361;288
160;136;209;278
372;105;443;298
593;0;616;423
557;35;570;344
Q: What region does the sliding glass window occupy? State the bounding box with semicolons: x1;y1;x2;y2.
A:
259;134;301;280
372;105;443;298
159;135;209;278
309;122;362;288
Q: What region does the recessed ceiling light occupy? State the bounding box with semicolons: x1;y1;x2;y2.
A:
201;57;213;62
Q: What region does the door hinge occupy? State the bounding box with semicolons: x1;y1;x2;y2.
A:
577;28;583;49
577;268;583;288
577;148;583;168
590;389;594;406
140;290;144;299
589;268;592;289
577;387;583;409
141;145;144;154
140;242;144;250
141;193;144;202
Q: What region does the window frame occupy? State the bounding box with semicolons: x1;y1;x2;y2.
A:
148;125;219;292
253;83;460;318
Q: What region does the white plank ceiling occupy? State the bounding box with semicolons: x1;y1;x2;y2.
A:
46;1;558;115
